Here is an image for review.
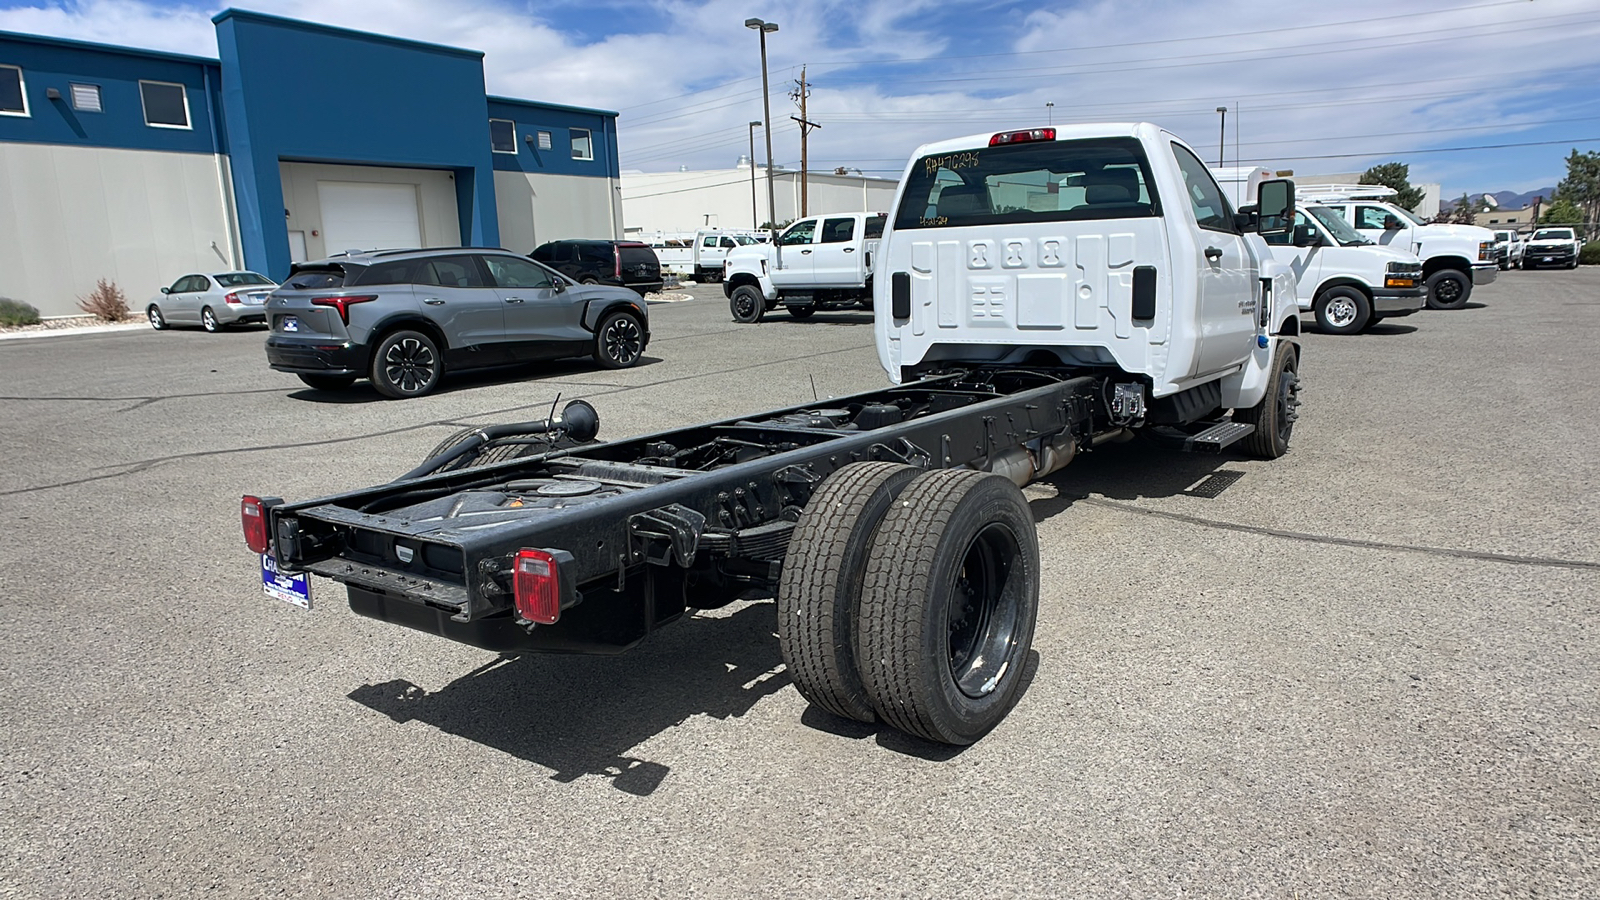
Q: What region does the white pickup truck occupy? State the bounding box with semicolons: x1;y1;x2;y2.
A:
722;212;885;322
1492;229;1524;270
650;229;766;282
1521;227;1582;269
1299;185;1496;310
1260;203;1425;334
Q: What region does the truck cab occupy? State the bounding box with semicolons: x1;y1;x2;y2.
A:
1299;185;1496;309
1259;204;1425;334
723;212;885;322
876;122;1300;432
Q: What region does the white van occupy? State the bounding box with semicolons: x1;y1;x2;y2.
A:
1260;204;1425;334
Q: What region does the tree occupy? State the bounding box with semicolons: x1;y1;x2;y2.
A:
1539;195;1583;228
1448;192;1476;225
1360;161;1426;212
1554;149;1600;239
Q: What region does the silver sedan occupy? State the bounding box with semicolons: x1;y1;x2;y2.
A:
146;272;278;333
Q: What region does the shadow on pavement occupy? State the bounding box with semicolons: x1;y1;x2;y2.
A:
1028;438;1247;523
289;356;660;404
346;602;787;796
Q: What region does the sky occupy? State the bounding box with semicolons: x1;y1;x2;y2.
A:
3;0;1599;205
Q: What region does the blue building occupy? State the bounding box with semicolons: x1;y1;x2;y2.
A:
0;10;621;317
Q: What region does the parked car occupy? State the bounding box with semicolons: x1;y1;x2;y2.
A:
1521;227;1581;269
1492;230;1524;270
147;271;277;332
263;248;649;398
529;240;664;296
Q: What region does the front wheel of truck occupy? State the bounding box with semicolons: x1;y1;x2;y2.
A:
857;469;1040;746
1425;269;1471;309
730;285;765;324
1234;341;1300;460
1313;286;1370;335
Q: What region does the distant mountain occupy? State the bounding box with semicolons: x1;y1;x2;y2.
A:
1468;187;1556;210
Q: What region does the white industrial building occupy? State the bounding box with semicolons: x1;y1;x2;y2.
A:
621;158;899;236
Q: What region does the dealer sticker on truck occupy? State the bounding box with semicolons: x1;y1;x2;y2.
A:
261;553;311;609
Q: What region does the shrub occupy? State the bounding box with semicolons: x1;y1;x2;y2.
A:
76;278;129;322
0;297;42;327
1581;241;1600;266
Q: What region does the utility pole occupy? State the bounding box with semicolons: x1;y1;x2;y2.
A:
790;66;820;217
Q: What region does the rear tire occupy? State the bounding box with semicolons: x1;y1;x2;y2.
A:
201;306;221;333
296;373;356;391
730;285;765;324
777;462;920;723
1312;286;1370;335
1234;341;1300;460
857;469;1040;746
370;329;442;399
1425;269;1471;309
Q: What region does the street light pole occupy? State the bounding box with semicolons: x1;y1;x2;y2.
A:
1216;106;1227;168
1045;101;1054;126
746;18;780;242
748;120;761;229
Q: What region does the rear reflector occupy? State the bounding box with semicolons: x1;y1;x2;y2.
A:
310;295;378;325
990;127;1056;147
241;495;270;554
513;548;561;625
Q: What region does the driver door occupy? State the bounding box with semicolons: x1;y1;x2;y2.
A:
771;219;817;287
485;255;586;358
1353;204;1414;252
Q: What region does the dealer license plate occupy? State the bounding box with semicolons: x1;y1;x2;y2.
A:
261;553;311;609
281;315;299;332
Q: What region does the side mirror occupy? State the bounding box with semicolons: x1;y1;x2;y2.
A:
1256;179;1294;237
1292;224;1320;247
160;287;170;294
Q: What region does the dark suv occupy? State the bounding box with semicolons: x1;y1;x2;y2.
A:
264;248;649;398
530;240;663;296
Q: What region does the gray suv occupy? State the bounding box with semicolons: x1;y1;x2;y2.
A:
264;248;649;398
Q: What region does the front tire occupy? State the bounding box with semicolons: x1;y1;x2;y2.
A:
730;285;765;324
593;311;644;369
147;305;167;330
1313;286;1370;335
777;462;920;723
1234;341;1300;460
201;306;221;333
1425;270;1471;309
370;329;442;399
857;469;1040;746
296;373;356;391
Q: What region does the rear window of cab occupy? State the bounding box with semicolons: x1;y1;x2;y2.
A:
893;137;1160;231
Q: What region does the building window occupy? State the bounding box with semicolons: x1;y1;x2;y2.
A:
0;64;27;116
489;118;517;154
139;80;190;129
70;83;102;113
537;131;552;150
571;128;593;160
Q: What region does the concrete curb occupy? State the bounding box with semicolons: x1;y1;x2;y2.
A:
0;322;149;342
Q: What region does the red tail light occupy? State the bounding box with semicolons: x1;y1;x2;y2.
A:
310;295;378;325
242;495;270;554
224;292;242;305
513;549;561;624
990;127;1056;146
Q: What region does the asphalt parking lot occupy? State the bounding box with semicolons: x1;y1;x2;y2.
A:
2;270;1597;898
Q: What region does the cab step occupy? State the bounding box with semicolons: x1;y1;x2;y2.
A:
1147;420;1256;453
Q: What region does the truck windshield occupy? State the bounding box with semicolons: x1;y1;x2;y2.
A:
1307;206;1371;246
1393;205;1426;226
1533;229;1572;240
893;137;1159;230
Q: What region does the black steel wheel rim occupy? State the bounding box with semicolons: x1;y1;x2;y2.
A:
603;317;641;364
383;338;437;394
1436;276;1463;303
733;291;757;320
947;522;1024;699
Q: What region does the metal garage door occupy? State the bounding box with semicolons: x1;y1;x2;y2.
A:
317;182;422;255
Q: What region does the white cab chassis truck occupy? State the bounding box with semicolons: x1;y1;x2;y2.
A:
1260;203;1425;335
243;123;1306;749
1300;185;1496;310
650;229;766;282
722;212;885;322
1521;227;1581;269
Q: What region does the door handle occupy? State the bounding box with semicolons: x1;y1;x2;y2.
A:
843;247;855;253
801;249;812;255
504;297;525;304
1204;246;1223;261
422;297;444;305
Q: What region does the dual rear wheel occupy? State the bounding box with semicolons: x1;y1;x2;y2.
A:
777;463;1039;746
